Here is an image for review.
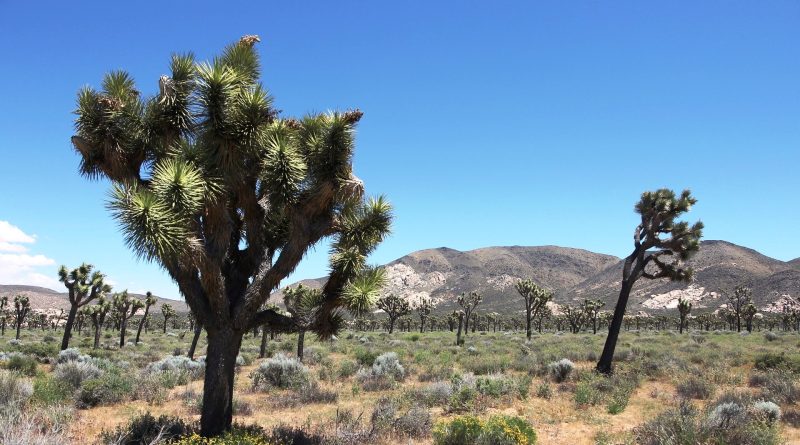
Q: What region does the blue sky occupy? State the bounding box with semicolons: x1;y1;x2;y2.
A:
0;1;797;300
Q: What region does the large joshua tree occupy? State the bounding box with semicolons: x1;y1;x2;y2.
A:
596;189;703;374
515;279;552;340
57;263;113;350
134;291;157;344
71;35;392;436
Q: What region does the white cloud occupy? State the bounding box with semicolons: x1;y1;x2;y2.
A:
0;222;59;290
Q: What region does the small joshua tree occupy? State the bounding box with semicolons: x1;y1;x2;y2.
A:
415;298;434;333
13;295;30;340
113;291;144;347
457;291;482;336
161;303;176;334
597;189;703;375
57;263;112;350
87;298;111;349
515;279;553;340
283;284;321;362
677;297;692;334
743;302;758;333
725;285;752;332
581;298;605;334
0;296;8;336
135;291;157;344
376;294;410;334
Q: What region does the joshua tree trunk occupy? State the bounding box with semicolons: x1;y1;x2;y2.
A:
597;280;633;374
93;323;101;349
60;305;79;350
15;321;22;340
188;325;203;359
135;305;150;344
119;317;128;347
455;314;464;346
388;318;396;334
259;327;269;358
525;308;532;340
296;330;306;362
200;327;243;437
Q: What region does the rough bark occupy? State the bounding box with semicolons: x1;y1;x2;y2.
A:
60;305;79;350
200;328;243;437
597;279;634;374
188;325;203;359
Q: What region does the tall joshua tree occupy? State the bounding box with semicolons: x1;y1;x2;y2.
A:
582;299;605;334
597;189;703;374
161;303;176;334
13;295;30;340
113;291;144;347
415;298;434;333
725;285;752;332
515;279;552;340
135;292;157;344
71;36;392;436
377;294;410;334
677;297;692;334
57;263;113;350
88;297;111;349
457;291;482;336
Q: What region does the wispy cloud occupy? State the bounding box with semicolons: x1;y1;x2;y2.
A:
0;221;59;289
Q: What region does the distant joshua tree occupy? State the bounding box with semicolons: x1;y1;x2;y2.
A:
113;291;144;347
743;302;758;333
13;295;31;340
0;296;8;336
515;279;553;340
454;310;465;346
135;292;157;344
57;263;112;350
415;298;435;333
563;304;586;334
725;285;753;332
377;294;410;334
88;297;111;348
597;189;703;375
161;303;176;334
283;284;322;362
581;299;605;334
457;291;482;336
677;297;692;334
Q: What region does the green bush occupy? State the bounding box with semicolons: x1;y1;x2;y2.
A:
5;354;38;376
754;352;799;373
433;415;536;445
32;375;72;405
100;413;194;444
77;373;133;408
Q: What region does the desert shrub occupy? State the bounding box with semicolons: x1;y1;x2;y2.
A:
0;370;33;413
676;376;714;400
250;354;310;390
412;381;453;407
271;381;338;408
535;382;552;399
782;408;800;428
753;401;781;424
394;404;433;438
475;374;530;399
56;348;85;364
764;331;779;342
749;369;800;404
448;380;479;413
4;354;38;376
355;352;405;391
353;347;378;366
32;375;72;405
337;360;359;379
708;402;746;428
461;355;509;375
99;413;195;444
145;356;204;382
754;352;799;373
0;403;74;444
574;381;603;407
547;359;574;383
54;360;104;389
18;342;58;360
134;373;169;405
76;373;133;408
433;415;536;445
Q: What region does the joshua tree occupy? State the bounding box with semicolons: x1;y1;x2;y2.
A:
597;189;703;375
725;285;752;332
563;304;586;334
677;297;692;334
71;35;391;436
515;279;553;340
57;263;113;350
161;303;176;334
88;297;111;348
581;299;605;334
454;310;465;346
135;292;157;344
743;302;758;333
457;291;482;336
0;296;8;336
283;284;321;362
112;291;144;347
13;295;30;340
377;294;410;334
415;298;434;333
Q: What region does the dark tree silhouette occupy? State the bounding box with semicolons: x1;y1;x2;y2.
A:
58;263;112;350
